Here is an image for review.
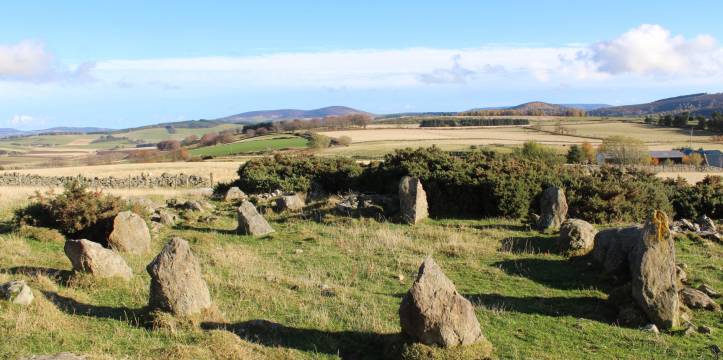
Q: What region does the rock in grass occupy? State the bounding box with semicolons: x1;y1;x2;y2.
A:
147;237;211;316
399;257;484;348
0;280;34;306
107;211;151;254
558;219;597;256
536;186;568;232
236;200;274;236
698;283;720;298
276;193;306;212
696;215;717;232
629;211;680;330
64;239;133;280
224;187;246;202
398;176;428;225
680;287;721;311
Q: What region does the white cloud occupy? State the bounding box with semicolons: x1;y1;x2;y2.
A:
584;24;723;76
8;114;44;127
0;40;95;83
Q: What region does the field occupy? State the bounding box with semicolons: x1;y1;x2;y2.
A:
0;189;720;359
319;122;723;157
190;136;309;157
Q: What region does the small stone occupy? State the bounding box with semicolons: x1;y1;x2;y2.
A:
640;323;659;334
398;274;405;282
683;326;696;336
320;283;335;297
276;193;306;212
680;287;721;311
698;325;712;334
294;248;303;254
698;283;720;298
0;280;34;306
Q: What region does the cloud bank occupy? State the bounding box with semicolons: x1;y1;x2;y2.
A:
0;40;95;83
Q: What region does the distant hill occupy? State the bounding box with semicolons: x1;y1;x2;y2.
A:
217;106;372;124
589;93;723;116
0;127;113;138
560;104;611;111
465;101;586;116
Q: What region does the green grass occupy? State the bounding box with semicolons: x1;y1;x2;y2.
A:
119;124;242;143
190;136;309;157
0;200;721;359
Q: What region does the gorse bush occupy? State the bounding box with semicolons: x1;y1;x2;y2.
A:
665;175;723;220
236;154;362;194
14;181;124;243
231;146;721;223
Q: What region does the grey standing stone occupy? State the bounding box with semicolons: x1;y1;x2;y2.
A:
629;211;680;330
224;187;246;202
399;257;484;348
0;280;34;305
146;237;212;316
536;186;568;231
558;219;597;256
398;176;429;225
64;239;133;280
276;193;306;212
107;211;151;254
592;225;643;276
237;200;274;236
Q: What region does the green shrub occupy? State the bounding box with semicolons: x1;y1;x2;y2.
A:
308;133;332;149
665;175;723;219
235;154;362;193
230;147;682;223
14;181;124;243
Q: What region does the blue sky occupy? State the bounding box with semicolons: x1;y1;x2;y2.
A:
1;1;723;129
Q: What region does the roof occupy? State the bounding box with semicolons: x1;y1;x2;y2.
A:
648;150;685;158
705;152;723;167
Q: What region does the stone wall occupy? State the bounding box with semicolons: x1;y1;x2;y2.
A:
0;172;209;188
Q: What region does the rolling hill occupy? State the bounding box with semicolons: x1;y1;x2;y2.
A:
465;102;587;116
216;106;372;123
590;93;723;116
0;127;112;138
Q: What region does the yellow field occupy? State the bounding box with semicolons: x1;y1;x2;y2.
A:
0;161;242;183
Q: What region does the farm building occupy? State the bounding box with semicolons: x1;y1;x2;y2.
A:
596;150;685;165
682;149;723;168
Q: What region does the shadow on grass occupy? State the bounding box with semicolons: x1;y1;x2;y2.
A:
2;266;73;286
42;291;147;327
499;235;559;254
202;320;404;360
172;223;237;235
467;293;615;323
493;258;609;292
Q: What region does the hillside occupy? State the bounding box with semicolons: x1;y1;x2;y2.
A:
464;102;586;116
590;93;723;116
216;106;371;124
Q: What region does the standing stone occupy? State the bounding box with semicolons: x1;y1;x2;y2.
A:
0;280;34;305
399;257;484;347
629;211;679;329
558;219;597;256
64;239;133;280
398;176;429;225
592;225;643;276
536;186;568;232
276;193;306;212
237;200;274;236
152;208;179;226
107;211;151;254
146;237;211;316
224;187;246;202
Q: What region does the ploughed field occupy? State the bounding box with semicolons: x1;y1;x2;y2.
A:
0;193;721;359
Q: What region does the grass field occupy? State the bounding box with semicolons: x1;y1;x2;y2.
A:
0;191;720;359
190;136;309;157
119;124;242;143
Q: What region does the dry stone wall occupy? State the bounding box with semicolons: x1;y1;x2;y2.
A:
0;172;209;188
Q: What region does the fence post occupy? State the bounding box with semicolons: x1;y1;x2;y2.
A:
210;172;214;187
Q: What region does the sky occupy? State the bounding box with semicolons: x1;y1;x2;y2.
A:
1;1;723;129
